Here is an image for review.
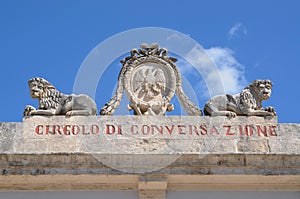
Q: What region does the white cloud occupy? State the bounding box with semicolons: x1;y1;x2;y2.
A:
178;45;247;98
206;47;246;93
228;22;247;39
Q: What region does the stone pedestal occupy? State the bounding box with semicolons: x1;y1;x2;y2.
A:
138;176;167;199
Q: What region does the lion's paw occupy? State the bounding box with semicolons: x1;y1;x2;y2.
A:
226;111;237;118
265;107;276;116
265;106;275;112
65;111;74;117
23;105;36;116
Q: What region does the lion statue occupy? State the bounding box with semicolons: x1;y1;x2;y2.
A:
24;77;97;117
204;79;276;117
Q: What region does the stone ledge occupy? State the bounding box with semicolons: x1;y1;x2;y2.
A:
0;154;298;175
0;174;298;191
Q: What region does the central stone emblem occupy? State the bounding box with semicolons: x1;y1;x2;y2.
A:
125;58;176;115
100;43;203;116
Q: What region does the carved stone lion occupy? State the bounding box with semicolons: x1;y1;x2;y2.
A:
204;79;276;117
24;77;97;117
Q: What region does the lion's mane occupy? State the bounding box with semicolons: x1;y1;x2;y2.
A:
28;77;63;110
239;79;273;110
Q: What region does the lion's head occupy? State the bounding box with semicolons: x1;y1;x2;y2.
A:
28;77;62;109
248;79;273;101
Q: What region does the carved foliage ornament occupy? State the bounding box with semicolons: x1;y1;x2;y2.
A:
100;43;203;116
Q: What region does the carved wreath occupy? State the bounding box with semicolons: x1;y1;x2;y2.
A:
100;43;203;116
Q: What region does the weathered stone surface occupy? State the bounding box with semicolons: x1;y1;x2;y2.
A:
237;138;270;152
0;123;16;153
11;115;283;155
1;116;296;155
0;116;298;192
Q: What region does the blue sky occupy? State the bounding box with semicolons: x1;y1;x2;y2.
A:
0;0;299;123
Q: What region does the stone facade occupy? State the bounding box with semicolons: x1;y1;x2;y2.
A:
0;116;299;198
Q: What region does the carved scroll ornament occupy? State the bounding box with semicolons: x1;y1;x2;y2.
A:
100;43;203;116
